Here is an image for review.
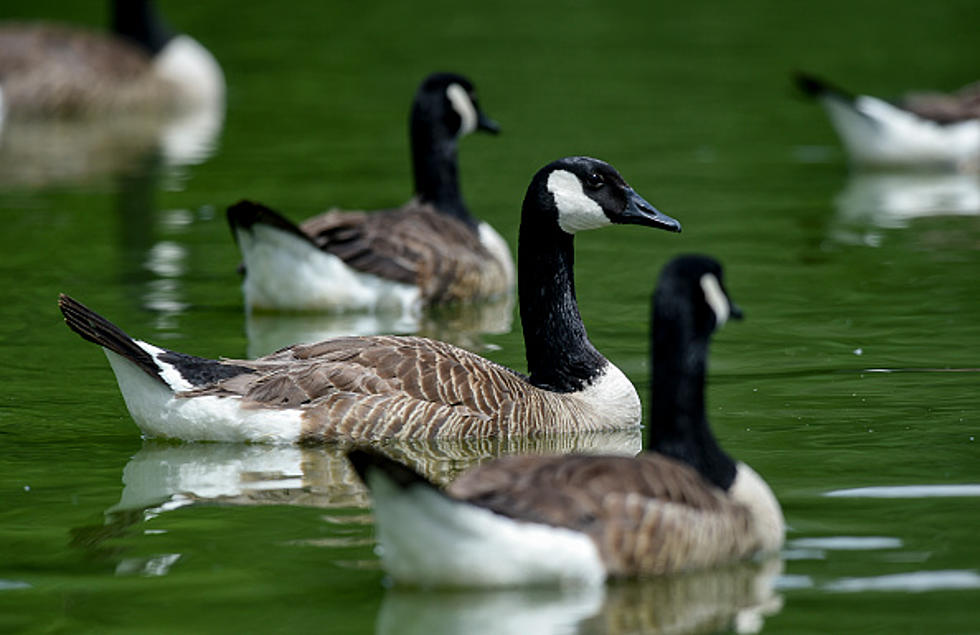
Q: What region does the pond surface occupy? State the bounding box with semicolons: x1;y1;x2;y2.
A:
2;0;979;632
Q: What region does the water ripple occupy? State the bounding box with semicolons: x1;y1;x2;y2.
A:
825;485;980;498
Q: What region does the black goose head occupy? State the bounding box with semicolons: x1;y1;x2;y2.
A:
526;156;682;235
412;72;500;140
654;255;742;337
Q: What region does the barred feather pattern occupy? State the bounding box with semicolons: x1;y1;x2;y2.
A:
446;454;761;577
183;335;628;442
299;202;512;304
0;24;179;118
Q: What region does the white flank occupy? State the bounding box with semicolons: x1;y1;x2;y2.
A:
567;362;642;428
236;223;420;313
103;349;303;443
153;35;225;109
548;170;610;234
729;462;785;553
446;83;478;137
700;273;730;327
821;94;980;168
477;221;516;287
367;471;606;588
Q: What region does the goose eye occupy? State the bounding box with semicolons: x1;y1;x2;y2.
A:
584;173;605;190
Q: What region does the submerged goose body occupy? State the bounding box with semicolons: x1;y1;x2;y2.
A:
61;156;681;443
795;73;980;170
228;73;513;313
349;256;784;586
0;0;223;121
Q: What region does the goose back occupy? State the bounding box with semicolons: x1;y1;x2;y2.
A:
188;335;634;442
447;454;758;576
299;202;512;303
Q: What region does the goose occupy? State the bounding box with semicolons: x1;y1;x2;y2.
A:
794;72;980;170
0;0;223;122
226;72;513;313
347;255;784;587
59;155;681;443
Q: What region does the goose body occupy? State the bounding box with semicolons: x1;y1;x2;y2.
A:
0;1;223;121
795;73;980;170
228;73;513;313
60;156;681;443
348;256;784;586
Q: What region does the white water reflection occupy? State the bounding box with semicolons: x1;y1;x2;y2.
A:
107;430;643;517
377;558;784;635
830;171;980;246
823;570;980;593
788;536;902;550
825;484;980;498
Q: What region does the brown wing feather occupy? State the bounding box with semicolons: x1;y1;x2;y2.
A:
183;335;539;442
0;24;175;117
299;202;509;303
446;454;758;576
900;82;980;124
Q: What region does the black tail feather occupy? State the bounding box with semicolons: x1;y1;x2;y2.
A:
58;294;162;382
347;448;436;491
794;71;855;102
226;199;313;244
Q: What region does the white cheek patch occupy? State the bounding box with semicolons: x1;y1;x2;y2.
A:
446;83;477;137
547;170;610;234
700;273;730;328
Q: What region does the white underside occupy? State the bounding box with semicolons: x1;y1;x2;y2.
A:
570;362;642;427
367;470;606;588
237;224;421;313
730;462;785;553
104;347;302;443
821;95;980;169
237;219;512;313
153;35;225;110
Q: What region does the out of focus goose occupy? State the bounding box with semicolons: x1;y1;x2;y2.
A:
59;156;680;443
227;73;513;313
0;0;224;120
795;72;980;170
348;255;784;587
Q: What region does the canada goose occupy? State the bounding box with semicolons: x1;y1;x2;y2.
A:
59;156;681;443
0;0;224;121
226;72;513;313
794;72;980;170
347;255;784;587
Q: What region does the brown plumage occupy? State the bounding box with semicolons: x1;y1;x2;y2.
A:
298;202;511;304
899;82;980;124
188;335;624;442
0;24;176;118
446;455;758;577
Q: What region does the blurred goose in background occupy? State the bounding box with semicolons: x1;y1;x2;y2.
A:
60;156;680;443
0;0;224;121
348;255;784;587
226;72;514;313
795;72;980;171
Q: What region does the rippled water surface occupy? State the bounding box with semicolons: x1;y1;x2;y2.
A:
2;1;979;633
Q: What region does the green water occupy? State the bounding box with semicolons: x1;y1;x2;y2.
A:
2;0;979;632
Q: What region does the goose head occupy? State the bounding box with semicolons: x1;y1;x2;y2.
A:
654;255;742;337
413;72;500;140
525;156;682;235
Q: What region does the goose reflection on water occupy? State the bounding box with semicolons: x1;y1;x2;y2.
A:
829;171;980;247
106;430;642;516
377;558;784;635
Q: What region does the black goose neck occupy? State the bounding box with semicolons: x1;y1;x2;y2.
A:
649;297;737;491
112;0;174;56
518;195;606;393
410;108;476;230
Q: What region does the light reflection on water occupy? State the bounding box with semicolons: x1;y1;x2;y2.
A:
824;485;980;498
